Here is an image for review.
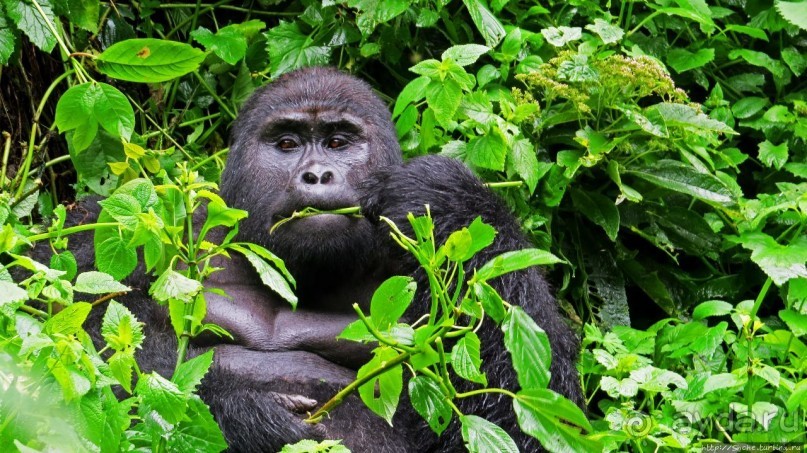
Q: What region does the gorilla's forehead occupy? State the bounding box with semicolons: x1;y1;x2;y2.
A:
262;108;365;126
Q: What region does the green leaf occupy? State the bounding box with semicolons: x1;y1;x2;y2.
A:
461;0;506;47
201;199;248;239
50;251;78;281
508;139;546;195
474;282;506;323
474;249;562;283
460;415;518;453
780;309;807;337
266;22;330;76
724;24;768;41
173;349;215;393
739;233;807;285
426;78;462;130
666;48;715;73
109;350;135;393
627;160;735;205
782;47;807;76
441;44;490;67
348;0;408;35
0;14;17;65
585;19;624;44
45;302;91;335
467;131;507;171
95;232;137;281
98;193;143;230
370;276;416;331
570;189;619;241
393;76;430;118
6;0;57;52
408;376;452;435
0;281;28;306
758;140;788;170
75;271;130;294
101;300;144;351
732;97;768;119
649;102;736;135
692;300;733;320
728;49;788;80
65;0;100;33
55;82;135;152
96;38;205;83
541;26;582;47
514;389;599;451
192;25;247;65
136;373;188;424
231;245;298;308
149;269;203;303
451;332;487;386
357;347;402;425
168;397;228;451
775;1;807;31
503;306;551;389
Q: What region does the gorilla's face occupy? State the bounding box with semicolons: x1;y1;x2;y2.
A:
221;67;402;280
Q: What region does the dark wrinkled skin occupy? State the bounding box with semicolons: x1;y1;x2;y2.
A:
40;67;582;452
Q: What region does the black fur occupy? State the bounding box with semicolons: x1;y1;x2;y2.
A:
42;67;581;452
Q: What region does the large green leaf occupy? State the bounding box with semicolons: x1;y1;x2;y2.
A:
775;1;807;31
55;82;135;152
347;0;409;36
370;276;416;330
75;271;130;294
450;332;487;386
462;0;505;47
627;160;735;205
739;233;807;285
0;10;18;65
408;376;452;435
666;48;714;73
514;389;599;452
230;244;297;308
96;38;205;83
473;249;562;283
357;347;402;424
570;189;619;241
502;306;551;389
266;22;330;76
460;415;518;453
6;0;56;52
467;130;507;171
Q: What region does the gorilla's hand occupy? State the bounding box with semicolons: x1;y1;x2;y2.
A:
359;155;512;244
360;155;487;223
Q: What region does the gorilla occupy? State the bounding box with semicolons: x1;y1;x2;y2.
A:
46;67;582;452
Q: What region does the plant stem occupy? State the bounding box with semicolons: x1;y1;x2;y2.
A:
193;72;236;119
27;223;120;242
486;181;523;188
1;132;10;189
305;351;411;423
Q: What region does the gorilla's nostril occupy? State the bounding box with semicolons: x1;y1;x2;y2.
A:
321;171;334;184
302;172;318;184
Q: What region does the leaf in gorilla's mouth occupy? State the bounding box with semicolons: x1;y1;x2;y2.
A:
270;206;362;234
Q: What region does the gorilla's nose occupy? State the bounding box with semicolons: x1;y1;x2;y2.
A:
301;170;334;184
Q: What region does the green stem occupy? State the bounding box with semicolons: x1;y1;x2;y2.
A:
486;181;524;189
455;387;517;400
748;277;772;321
174;184;199;375
191;147;229;170
353;303;417;352
31;0;72;56
18;304;49;319
305;351;411;423
1;131;10;189
193;72;236;119
27;222;119;242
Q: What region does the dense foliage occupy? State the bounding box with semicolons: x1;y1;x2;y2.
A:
1;0;806;451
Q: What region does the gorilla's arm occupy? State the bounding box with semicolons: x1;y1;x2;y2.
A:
360;155;582;450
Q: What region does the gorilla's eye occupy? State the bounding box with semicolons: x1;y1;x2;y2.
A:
327;137;347;149
277;139;298;150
